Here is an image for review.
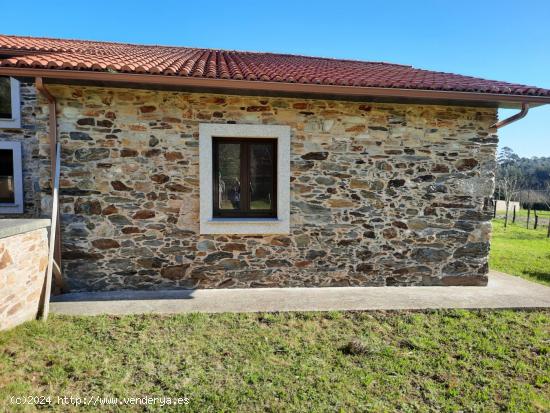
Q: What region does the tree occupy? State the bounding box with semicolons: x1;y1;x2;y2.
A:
496;147;522;229
493;147;550;216
544;182;550;238
497;146;520;166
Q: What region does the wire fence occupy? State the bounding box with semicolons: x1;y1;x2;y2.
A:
494;206;550;232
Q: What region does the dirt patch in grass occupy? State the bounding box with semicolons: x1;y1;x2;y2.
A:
1;310;549;412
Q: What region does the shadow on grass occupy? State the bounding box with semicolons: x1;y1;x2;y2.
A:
523;271;550;285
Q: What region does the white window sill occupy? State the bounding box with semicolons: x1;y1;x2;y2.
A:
201;217;289;235
208;218;282;224
0;204;23;214
0;120;21;129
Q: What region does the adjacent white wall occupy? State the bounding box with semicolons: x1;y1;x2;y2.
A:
495;200;520;212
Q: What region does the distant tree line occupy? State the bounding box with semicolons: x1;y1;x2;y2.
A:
495;147;550;235
495;147;550;209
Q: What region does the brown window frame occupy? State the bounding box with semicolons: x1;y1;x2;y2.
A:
213;137;277;219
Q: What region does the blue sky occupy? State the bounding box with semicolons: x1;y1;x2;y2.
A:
3;0;549;157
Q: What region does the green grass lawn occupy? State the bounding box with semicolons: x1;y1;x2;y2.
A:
506;209;550;218
1;218;549;412
490;219;550;285
516;209;550;217
494;208;550;216
1;311;549;412
495;209;550;229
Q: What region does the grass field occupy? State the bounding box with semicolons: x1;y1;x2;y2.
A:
1;310;549;412
490;219;550;285
1;217;548;412
495;209;550;228
497;209;550;218
515;209;550;218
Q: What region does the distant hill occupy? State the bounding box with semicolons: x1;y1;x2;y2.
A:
516;156;550;190
496;148;550;209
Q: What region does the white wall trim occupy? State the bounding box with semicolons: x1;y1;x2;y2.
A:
199;123;291;235
0;77;22;129
0;141;24;214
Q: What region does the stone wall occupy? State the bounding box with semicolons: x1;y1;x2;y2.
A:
0;226;49;330
30;84;497;290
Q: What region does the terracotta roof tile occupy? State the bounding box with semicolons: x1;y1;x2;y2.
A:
0;34;549;97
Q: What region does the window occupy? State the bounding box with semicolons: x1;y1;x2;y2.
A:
213;138;277;218
0;76;21;128
0;77;11;118
199;123;290;235
0;141;23;213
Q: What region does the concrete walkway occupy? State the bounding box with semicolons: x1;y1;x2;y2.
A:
50;271;550;316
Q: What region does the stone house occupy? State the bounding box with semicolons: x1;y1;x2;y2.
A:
1;34;549;291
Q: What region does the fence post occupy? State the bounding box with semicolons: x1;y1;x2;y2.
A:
493;198;497;218
512;205;516;223
534;209;538;230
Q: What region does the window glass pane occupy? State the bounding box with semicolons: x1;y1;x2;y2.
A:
0;149;15;203
0;77;12;119
217;143;241;210
250;143;274;210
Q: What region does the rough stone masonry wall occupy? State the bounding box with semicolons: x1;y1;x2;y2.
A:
37;85;497;291
0;228;48;330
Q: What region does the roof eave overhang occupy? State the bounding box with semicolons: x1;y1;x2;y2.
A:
1;67;549;109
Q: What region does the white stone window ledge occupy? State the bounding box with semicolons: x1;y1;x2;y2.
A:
201;217;289;235
208;218;282;224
